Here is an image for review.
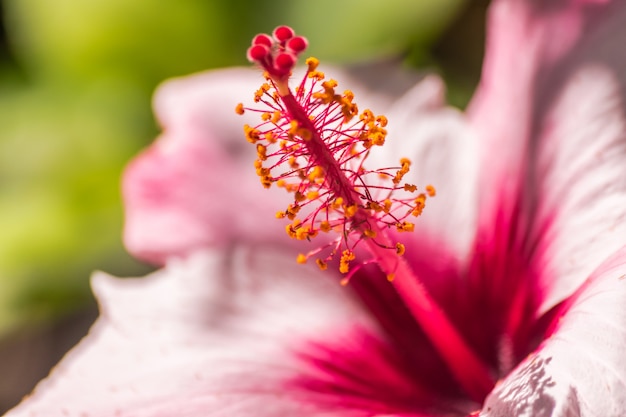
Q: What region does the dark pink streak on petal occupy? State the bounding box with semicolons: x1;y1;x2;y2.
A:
288;238;492;415
468;0;589;226
469;0;626;318
291;325;478;417
399;225;544;380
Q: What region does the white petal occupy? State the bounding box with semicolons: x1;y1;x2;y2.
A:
381;75;479;264
6;246;378;417
481;246;626;417
468;0;626;314
531;55;626;313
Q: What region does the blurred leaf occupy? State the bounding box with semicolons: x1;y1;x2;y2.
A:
3;0;467;90
282;0;466;62
4;0;234;90
0;82;152;333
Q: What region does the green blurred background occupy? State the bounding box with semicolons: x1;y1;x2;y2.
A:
0;0;488;412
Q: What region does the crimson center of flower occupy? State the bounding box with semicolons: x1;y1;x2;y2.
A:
237;25;496;402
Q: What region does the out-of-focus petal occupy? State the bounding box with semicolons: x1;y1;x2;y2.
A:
383;75;479;265
6;246;385;417
122;69;287;265
480;245;626;417
468;0;626;313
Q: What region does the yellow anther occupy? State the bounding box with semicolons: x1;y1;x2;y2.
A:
345;204;358;218
235;103;245;115
371;132;386;146
261;112;271;121
313;80;337;104
276;179;286;188
412;194;427;217
256;144;268;161
286;204;301;220
395;243;406;256
308;70;325;80
244;125;261;143
295;192;306;202
288;156;299;169
426;185;436;197
393;159;411;185
331;197;344;210
306;191;319;200
265;131;277;143
320;220;331;232
289;120;299;134
296;253;308;264
367;201;383;212
295;225;312;240
376;115;388;127
316;259;328;271
341;101;359;123
285;183;299;193
404;184;417;192
363;229;377;238
275;211;286;219
254;83;271;102
271;111;282;124
396;221;415;232
256;166;270;177
308;166;325;181
306;57;319;72
297;127;312;141
360;109;374;123
260;175;272;189
339;250;356;274
286;219;302;238
383;199;392;213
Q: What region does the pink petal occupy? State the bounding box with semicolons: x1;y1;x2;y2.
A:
480;245;626;416
122;69;291;265
468;0;626;313
5;246;387;417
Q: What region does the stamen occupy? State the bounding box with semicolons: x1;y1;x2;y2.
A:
239;25;495;401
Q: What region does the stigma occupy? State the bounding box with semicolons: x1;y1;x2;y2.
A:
238;25;434;277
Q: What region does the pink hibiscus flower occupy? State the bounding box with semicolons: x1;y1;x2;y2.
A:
6;0;626;416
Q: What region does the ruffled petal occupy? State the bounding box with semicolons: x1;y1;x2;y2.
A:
480;245;626;417
468;0;626;313
6;246;388;417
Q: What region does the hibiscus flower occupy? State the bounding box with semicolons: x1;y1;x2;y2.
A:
6;0;626;416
